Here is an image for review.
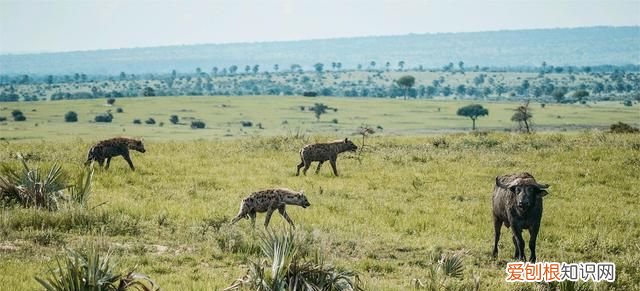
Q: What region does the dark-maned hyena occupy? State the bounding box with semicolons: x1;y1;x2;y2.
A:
85;137;146;171
230;188;311;229
296;138;358;176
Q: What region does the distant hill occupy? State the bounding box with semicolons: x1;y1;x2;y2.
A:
1;26;638;75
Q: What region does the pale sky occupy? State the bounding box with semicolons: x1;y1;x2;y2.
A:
1;0;639;54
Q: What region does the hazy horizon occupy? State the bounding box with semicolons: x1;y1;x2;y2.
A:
1;0;639;55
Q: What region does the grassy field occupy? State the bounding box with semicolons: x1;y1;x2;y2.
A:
0;97;639;290
1;96;638;141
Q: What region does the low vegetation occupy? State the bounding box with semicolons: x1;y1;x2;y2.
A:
0;132;638;290
35;246;159;291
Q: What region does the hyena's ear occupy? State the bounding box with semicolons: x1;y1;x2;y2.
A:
344;138;348;142
299;189;304;195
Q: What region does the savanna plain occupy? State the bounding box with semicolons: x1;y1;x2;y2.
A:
0;96;639;290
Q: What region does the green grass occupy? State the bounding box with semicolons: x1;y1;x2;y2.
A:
1;131;639;290
0;96;638;141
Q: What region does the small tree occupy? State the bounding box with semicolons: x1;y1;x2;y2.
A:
145;118;156;125
310;103;330;121
64;111;78;122
143;87;155;97
456;104;489;130
396;75;416;100
552;88;567;103
169;115;179;124
356;125;375;150
106;98;116;105
313;63;324;73
511;100;533;133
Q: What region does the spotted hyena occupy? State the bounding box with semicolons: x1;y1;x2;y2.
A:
296;138;358;176
85;137;146;171
230;188;311;229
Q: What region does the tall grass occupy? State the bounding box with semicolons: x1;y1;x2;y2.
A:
0;132;638;290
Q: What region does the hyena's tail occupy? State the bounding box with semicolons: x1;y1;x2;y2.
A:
84;146;95;166
230;200;248;225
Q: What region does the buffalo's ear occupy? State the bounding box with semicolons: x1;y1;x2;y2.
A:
538;190;548;198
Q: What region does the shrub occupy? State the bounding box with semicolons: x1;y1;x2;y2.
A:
332;118;339;124
226;229;362;291
191;120;206;129
64;111;78;122
106;98;116;105
0;116;6;122
35;247;159;291
241;121;253;127
158;122;164;127
0;155;93;211
133;119;142;124
623;100;633;107
610;122;639;133
303;91;318;97
94;112;113;123
145;118;156;125
169;115;179;124
116;107;123;113
11;109;26;121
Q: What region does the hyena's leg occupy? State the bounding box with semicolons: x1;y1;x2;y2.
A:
296;157;305;176
249;211;256;228
329;157;339;176
264;208;275;228
105;157;112;170
97;158;105;168
122;152;135;171
278;205;295;228
315;161;324;174
302;161;312;176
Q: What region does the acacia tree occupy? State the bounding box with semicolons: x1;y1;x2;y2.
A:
311;103;330;121
396;75;416;100
456;104;489;130
511;100;533;133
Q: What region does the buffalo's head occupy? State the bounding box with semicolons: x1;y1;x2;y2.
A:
496;175;549;211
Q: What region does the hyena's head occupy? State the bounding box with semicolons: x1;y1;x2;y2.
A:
294;190;311;208
129;139;146;153
343;138;358;152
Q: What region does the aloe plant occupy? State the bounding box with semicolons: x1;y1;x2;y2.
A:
226;229;362;291
0;154;94;210
35;247;159;291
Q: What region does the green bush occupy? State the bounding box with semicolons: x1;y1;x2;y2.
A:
610;122;639;133
226;229;362;291
169;115;179;124
11;109;26;121
35;247;159;291
94;112;113;123
64;111;78;122
191;120;206;129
